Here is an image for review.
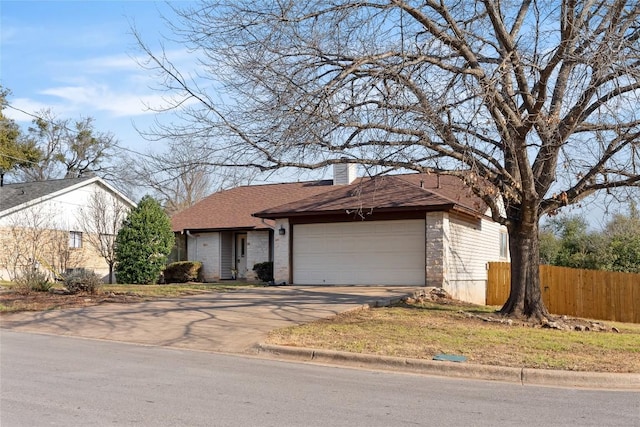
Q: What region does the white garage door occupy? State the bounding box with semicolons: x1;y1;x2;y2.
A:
293;219;425;286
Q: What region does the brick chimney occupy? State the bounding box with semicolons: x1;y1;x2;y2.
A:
333;163;357;185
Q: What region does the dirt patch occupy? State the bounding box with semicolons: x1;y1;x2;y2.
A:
0;289;146;313
406;287;618;332
0;282;254;313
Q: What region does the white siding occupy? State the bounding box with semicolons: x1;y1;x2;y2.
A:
333;163;358;185
445;213;503;304
187;232;220;281
0;182;115;230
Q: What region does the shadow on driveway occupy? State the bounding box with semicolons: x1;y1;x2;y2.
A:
0;286;419;353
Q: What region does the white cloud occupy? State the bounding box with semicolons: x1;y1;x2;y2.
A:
54;48;196;75
3;97;72;122
38;82;198;118
6;40;203;123
28;46;205;117
39;85;145;117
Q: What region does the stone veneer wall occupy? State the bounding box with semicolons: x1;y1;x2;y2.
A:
425;211;450;288
272;219;290;284
245;230;271;281
426;211;503;305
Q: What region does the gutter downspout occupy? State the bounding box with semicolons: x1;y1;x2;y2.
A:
185;230;197;260
260;218;276;230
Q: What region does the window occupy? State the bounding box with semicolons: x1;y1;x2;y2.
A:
499;230;508;259
69;231;83;249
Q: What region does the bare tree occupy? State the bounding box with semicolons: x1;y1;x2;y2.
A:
21;110;117;181
137;1;640;319
77;190;130;283
123;138;257;214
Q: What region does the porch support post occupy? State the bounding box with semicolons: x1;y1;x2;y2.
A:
273;218;290;284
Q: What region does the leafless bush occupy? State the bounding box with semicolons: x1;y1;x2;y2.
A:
63;270;102;294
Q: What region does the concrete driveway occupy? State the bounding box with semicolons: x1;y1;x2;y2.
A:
0;286;419;353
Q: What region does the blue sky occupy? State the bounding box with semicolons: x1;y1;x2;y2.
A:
0;1;633;225
1;0;194;155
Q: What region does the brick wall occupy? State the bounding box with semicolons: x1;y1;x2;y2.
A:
246;230;271;281
0;226;110;281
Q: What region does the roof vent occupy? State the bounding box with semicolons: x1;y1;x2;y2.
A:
333;163;357;185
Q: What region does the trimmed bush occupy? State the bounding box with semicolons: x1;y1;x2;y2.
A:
163;261;202;283
252;261;274;283
15;269;53;294
63;270;102;294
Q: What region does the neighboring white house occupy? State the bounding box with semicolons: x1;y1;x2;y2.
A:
172;165;509;305
0;175;136;282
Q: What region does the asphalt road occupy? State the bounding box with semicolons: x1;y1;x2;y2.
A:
2;331;639;427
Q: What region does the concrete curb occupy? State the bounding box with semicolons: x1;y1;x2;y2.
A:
255;344;640;390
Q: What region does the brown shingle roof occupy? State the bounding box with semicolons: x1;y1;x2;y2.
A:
171;180;334;232
172;173;488;232
254;174;486;219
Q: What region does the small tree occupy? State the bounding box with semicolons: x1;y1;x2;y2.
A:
115;196;174;284
544;216;602;270
77;189;130;283
601;205;640;273
539;208;640;273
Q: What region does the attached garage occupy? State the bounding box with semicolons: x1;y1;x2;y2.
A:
292;219;425;286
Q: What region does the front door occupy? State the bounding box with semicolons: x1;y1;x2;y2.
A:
235;233;248;278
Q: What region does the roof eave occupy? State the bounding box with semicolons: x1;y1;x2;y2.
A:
173;225;267;233
253;204;465;220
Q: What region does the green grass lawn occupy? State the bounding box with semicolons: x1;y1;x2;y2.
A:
266;300;640;373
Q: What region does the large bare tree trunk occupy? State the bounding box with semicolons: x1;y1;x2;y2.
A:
500;216;550;320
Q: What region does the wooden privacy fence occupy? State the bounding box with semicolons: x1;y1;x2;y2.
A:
486;262;640;324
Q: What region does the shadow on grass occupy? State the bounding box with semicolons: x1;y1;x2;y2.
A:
391;301;497;315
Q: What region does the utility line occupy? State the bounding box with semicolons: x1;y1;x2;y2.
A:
3;103;156;161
